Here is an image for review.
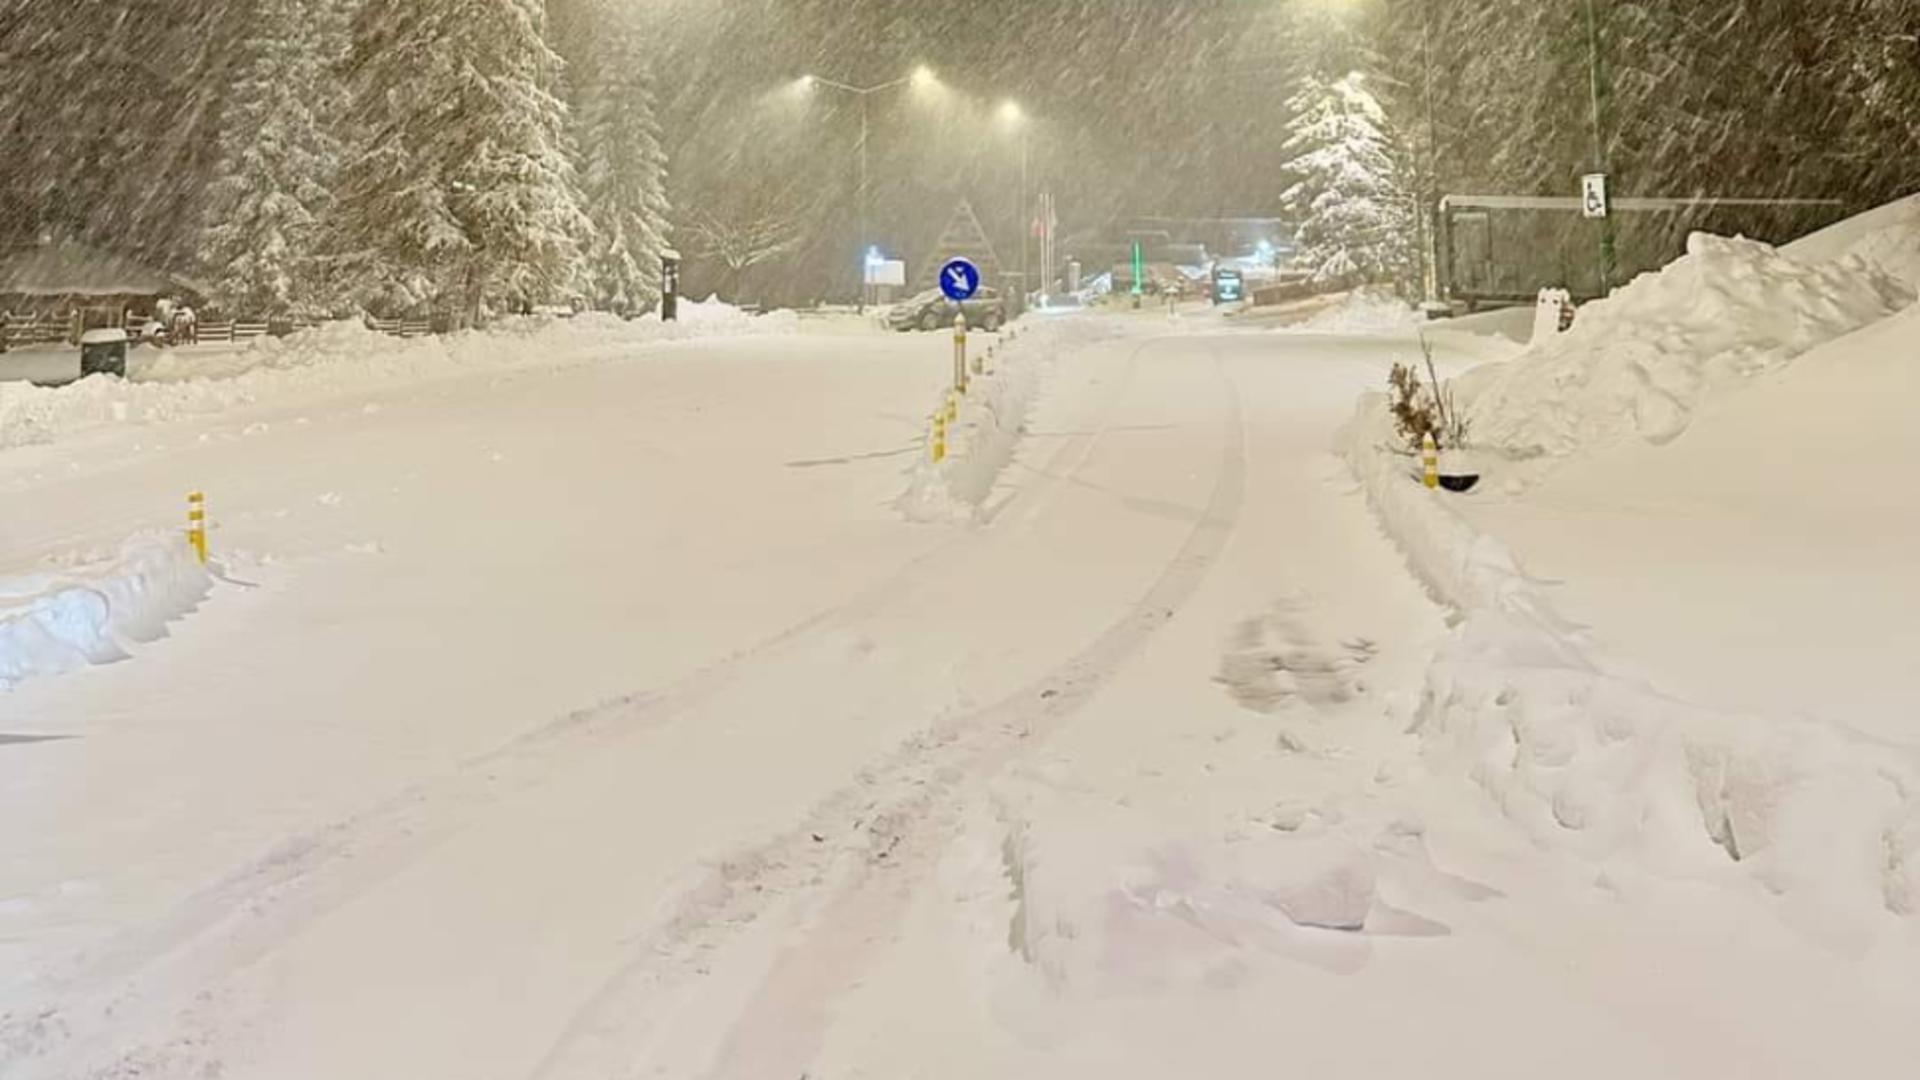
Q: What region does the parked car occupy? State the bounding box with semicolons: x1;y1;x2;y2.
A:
886;287;1006;333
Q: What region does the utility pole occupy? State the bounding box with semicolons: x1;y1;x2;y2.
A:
1421;0;1440;304
1582;0;1618;296
1020;128;1031;310
798;68;939;312
858;96;870;312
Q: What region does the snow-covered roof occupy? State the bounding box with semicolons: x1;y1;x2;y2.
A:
0;243;185;298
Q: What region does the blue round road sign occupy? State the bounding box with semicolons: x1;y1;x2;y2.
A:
938;258;981;302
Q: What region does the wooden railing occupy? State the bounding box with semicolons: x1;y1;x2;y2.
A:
2;312;442;349
365;318;434;339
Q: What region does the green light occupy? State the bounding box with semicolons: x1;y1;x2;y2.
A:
1131;240;1144;296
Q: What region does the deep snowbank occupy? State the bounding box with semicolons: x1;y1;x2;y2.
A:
0;302;795;454
1463;302;1920;738
0;533;210;689
1785;192;1920;288
1459;233;1912;460
1341;401;1920;939
1275;288;1422;335
898;318;1110;523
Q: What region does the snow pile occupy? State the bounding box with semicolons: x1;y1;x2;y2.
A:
0;306;792;453
0;533;210;690
1460;233;1912;459
898;324;1059;524
1278;288;1421;335
640;296;801;334
1340;406;1920;938
989;810;1383;992
1785;192;1920;289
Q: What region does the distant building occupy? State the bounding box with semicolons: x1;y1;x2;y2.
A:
0;240;202;330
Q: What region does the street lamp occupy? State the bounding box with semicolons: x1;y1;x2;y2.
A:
795;66;942;310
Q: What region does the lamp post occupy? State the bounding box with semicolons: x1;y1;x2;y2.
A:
797;66;939;311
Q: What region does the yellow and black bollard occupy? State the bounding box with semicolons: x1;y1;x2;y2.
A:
187;491;208;563
931;410;948;463
1421;433;1439;490
953;313;969;393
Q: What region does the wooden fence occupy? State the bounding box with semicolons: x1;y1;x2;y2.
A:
3;313;443;349
365;318;435;339
0;315;71;347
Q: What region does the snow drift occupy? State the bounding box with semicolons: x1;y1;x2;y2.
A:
986;805;1386;994
0;533;210;689
1785;192;1920;289
1341;199;1920;937
1459;233;1913;460
1343;407;1920;938
0;304;795;455
1277;288;1421;335
899;320;1083;523
1344;331;1920;942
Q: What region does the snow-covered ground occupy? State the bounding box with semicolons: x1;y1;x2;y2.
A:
1340;207;1920;953
1380;208;1920;747
4;219;1919;1078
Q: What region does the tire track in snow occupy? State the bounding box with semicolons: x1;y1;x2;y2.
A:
0;327;1140;1080
526;339;1246;1080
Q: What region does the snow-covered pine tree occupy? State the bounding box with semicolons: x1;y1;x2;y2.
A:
333;0;592;321
574;9;671;316
198;0;342;317
1279;71;1415;291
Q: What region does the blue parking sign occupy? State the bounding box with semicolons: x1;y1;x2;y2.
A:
939;258;981;302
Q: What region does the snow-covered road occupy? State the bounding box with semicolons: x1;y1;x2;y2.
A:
3;318;1916;1079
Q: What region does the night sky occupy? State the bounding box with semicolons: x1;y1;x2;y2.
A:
651;0;1307;300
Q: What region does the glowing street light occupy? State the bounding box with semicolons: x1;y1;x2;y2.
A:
792;66;942;309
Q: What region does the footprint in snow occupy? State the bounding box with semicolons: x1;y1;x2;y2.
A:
1215;598;1376;713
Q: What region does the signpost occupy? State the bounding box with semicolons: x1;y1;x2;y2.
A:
1211;268;1245;305
940;258;979;394
939;258;981;302
864;248;906;308
660;249;680;322
1581;171;1616;298
1581;173;1609;218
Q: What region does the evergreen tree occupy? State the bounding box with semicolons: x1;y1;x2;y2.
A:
574;10;671;315
333;0;592;321
198;0;341;317
1279;71;1415;290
